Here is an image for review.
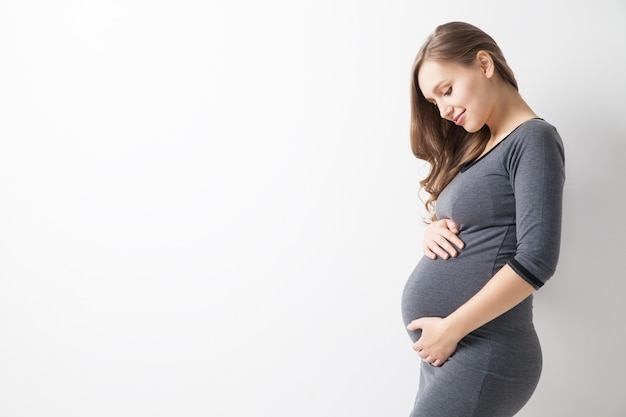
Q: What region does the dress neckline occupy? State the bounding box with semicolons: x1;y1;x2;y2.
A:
460;117;543;173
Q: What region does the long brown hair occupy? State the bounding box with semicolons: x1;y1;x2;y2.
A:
410;21;518;220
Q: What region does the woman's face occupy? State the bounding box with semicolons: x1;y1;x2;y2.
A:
418;57;493;133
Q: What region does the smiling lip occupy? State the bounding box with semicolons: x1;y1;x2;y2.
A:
453;111;466;125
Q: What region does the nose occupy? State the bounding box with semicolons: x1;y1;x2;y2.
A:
438;102;453;120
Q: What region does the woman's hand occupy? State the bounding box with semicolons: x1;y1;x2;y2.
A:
424;219;464;260
407;317;461;367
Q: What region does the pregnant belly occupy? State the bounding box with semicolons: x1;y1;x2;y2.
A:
401;255;493;332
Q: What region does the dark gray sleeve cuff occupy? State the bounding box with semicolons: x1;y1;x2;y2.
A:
508;259;544;289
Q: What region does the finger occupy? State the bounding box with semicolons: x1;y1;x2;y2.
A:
442;219;459;233
428;236;459;256
441;231;465;249
427;240;451;259
438;220;464;249
423;246;437;260
433;247;450;260
439;230;465;248
407;319;423;331
432;237;457;258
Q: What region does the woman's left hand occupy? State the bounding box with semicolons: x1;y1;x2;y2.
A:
407;317;461;367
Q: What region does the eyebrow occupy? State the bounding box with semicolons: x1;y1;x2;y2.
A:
431;80;449;94
423;80;448;101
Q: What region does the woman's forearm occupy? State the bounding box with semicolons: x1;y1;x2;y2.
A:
445;264;536;340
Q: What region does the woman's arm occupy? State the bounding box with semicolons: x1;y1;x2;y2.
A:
407;264;534;366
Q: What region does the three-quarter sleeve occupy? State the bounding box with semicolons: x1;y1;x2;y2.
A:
506;123;565;289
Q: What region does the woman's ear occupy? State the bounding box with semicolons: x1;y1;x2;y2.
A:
476;51;495;78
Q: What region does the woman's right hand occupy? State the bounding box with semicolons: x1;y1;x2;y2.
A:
424;219;465;260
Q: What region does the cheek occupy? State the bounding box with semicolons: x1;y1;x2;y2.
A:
463;83;489;118
465;78;492;112
461;88;489;132
454;84;474;108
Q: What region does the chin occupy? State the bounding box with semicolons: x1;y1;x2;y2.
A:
461;125;479;133
461;122;483;134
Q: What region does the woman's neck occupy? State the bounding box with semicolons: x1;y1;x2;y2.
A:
482;86;537;156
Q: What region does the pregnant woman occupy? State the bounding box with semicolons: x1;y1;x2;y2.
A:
401;22;565;416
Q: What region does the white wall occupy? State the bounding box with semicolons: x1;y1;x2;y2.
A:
0;1;624;416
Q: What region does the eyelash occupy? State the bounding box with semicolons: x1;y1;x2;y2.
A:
429;87;452;106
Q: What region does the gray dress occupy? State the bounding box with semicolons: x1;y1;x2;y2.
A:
401;118;565;417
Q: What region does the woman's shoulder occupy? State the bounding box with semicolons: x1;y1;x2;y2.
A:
505;118;565;165
512;118;561;140
507;118;564;151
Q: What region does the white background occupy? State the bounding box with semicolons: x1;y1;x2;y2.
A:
1;1;625;416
